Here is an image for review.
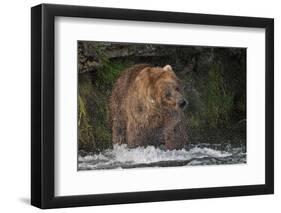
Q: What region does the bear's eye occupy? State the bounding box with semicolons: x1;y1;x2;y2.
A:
165;91;172;98
175;87;180;92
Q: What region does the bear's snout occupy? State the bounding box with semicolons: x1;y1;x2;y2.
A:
179;99;188;109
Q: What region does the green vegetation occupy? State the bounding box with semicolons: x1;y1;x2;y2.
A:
96;62;129;89
203;63;234;128
78;47;130;152
78;72;112;152
182;63;235;128
78;92;95;151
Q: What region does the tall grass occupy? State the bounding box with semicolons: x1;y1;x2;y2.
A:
203;63;234;128
78;47;129;152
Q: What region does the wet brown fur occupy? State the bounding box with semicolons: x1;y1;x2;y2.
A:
109;64;188;149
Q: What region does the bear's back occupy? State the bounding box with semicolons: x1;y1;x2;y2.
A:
112;64;151;99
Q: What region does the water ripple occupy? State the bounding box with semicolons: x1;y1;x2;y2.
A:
78;144;246;170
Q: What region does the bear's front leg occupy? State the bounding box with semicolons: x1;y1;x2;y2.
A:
164;128;176;150
163;111;187;150
164;120;186;150
112;119;126;145
126;122;144;148
173;120;188;149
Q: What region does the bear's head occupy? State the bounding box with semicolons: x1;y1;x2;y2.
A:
155;65;187;111
138;65;187;112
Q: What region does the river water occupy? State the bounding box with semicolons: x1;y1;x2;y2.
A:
78;143;246;170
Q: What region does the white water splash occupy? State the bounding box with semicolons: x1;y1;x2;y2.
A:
78;144;241;170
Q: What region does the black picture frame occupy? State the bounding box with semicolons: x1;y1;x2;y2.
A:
31;3;274;209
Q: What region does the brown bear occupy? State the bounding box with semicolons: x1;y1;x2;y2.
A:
109;64;188;150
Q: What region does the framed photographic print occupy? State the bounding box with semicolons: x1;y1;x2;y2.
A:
31;3;274;209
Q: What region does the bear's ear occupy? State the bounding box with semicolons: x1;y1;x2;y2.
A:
163;64;173;72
